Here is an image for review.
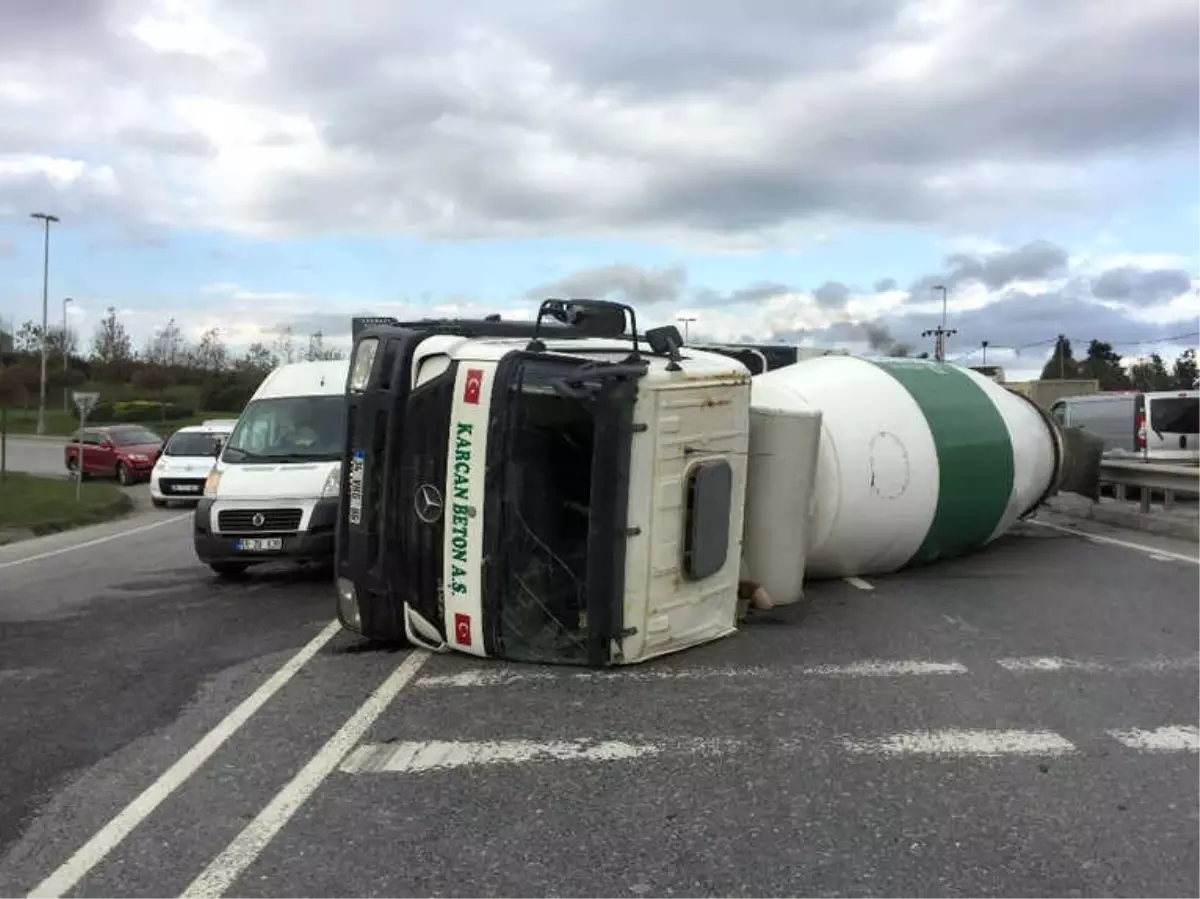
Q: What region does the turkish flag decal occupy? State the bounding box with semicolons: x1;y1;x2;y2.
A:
463;368;484;405
454;613;472;646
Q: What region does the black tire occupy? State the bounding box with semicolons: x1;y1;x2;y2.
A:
151;498;168;508
116;462;133;486
209;561;249;578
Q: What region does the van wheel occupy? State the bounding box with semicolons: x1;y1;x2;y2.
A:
116;462;133;486
210;562;249;578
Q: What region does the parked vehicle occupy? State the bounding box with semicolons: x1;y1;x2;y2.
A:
1049;390;1199;463
64;425;164;485
193;359;349;577
149;422;235;508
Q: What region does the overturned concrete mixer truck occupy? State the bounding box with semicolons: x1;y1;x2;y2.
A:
333;299;1103;667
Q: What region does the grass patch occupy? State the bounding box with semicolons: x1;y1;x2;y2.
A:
4;409;241;438
0;473;134;538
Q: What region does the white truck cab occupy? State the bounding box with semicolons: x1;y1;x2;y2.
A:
194;359;349;577
334;302;754;665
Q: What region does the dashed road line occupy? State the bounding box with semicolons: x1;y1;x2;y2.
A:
997;655;1199;674
1107;725;1200;752
27;620;342;899
335;726;1199;776
414;659;970;688
844;576;874;590
341;738;698;774
181;650;432;899
842;728;1079;757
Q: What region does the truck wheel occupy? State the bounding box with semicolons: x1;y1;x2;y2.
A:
210;562;249;578
116;462;134;486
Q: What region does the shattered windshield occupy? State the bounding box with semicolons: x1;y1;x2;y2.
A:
489;358;600;665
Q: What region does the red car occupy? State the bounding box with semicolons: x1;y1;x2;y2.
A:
65;425;165;486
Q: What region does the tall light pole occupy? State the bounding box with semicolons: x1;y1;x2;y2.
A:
676;316;697;344
921;283;956;361
62;296;73;412
30;212;60;435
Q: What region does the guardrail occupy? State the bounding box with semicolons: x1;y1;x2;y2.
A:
1099;459;1200;512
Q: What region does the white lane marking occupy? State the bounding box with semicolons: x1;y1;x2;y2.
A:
0;667;54;684
1107;725;1200;752
181;650;432;899
843;576;874;590
414;659;969;688
341;739;672;774
997;655;1199;674
1028;519;1199;565
27;620;342;899
0;513;191;571
842;728;1078;757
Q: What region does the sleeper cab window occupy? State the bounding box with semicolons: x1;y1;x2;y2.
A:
682;458;733;581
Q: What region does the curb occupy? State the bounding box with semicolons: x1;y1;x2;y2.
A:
1045;496;1199;542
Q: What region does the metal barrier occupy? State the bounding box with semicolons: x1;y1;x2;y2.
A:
1099;459;1200;512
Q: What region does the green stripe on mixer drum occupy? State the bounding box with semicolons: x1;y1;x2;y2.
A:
871;359;1015;566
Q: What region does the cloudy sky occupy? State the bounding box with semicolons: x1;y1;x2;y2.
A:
0;0;1197;376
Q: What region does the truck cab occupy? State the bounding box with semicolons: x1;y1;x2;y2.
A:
334;301;752;666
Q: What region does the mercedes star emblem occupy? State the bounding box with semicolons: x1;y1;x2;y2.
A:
414;483;444;523
251;512;266;528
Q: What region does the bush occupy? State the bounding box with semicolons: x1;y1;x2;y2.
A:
72;400;194;423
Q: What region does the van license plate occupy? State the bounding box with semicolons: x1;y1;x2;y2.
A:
235;538;283;552
348;451;364;525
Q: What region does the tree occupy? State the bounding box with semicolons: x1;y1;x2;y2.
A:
190;327;228;373
90;307;134;365
0;367;29;481
144;317;189;367
1129;353;1173;392
1172;348;1198;390
14;320;41;355
132;366;173;418
1040;335;1079;380
236;341;279;374
273;326;296;365
1077;340;1131;391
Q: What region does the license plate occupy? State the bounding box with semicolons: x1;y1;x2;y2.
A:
235;537;283;552
173;484;200;493
348;451;364;525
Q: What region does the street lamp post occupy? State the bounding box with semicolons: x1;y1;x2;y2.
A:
62;297;73;412
30;212;60;435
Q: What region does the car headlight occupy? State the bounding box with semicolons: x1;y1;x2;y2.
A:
203;471;221;497
128;453;148;462
322;463;341;498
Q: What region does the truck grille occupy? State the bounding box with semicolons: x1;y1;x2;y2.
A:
217;508;303;533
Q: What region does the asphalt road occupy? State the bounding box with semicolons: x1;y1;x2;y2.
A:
0;507;1196;898
2;436;72;479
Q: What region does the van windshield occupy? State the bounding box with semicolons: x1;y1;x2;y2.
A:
222;395;346;462
1150;396;1199;435
164;431;225;457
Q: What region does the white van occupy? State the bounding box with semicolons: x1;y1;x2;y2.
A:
193;359;349;577
1049;389;1199;463
149;421;235;507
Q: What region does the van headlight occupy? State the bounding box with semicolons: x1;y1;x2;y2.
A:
322;463;341;498
203;471;221;497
